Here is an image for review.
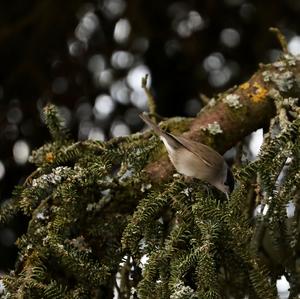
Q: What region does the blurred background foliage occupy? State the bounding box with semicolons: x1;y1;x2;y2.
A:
0;0;300;273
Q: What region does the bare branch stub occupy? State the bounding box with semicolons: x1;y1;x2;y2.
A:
269;27;288;54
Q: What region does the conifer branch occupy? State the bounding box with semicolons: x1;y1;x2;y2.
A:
1;53;300;298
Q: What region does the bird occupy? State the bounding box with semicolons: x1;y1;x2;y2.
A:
139;113;234;198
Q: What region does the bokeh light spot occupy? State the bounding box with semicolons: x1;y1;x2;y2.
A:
13;140;30;165
173;10;204;38
111;51;134;69
0;161;5;180
76;102;92;121
208;67;232;88
249;128;263;158
127;65;151;91
187;11;204;31
239;3;256;21
111;120;130;137
7;107;23;124
75;12;99;43
110;80;130;104
203;53;225;72
68;39;86;56
288;36;300;55
277;276;290;298
130;91;148;110
88;54;106;73
58;106;72;127
220;28;240;48
114;18;131;43
103;0;126;18
79;120;93;140
88;127;105;141
96;69;114;87
94;94;115;119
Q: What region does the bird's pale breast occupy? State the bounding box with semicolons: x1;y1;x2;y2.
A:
169;147;217;181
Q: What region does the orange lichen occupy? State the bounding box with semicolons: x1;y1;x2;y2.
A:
240;82;250;90
249;82;268;103
45;152;54;163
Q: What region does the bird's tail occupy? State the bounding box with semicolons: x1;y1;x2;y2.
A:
139;113;182;150
139;113;164;136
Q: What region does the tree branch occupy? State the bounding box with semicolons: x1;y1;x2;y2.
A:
145;55;300;183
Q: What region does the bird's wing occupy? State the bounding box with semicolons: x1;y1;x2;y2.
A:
169;135;224;168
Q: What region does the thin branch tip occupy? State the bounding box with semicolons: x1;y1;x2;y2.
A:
141;74;149;88
141;74;156;115
269;27;288;53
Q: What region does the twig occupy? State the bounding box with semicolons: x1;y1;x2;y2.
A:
199;93;210;105
141;74;156;115
24;168;41;186
269;27;288;54
148;112;167;122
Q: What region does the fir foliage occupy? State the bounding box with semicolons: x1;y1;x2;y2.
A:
0;94;300;299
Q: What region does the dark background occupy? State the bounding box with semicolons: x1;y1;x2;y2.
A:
0;0;300;272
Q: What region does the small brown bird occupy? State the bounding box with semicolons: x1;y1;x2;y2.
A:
140;113;234;198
